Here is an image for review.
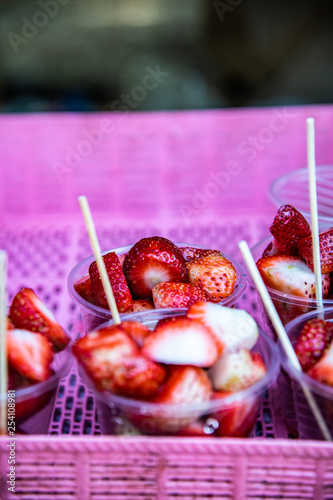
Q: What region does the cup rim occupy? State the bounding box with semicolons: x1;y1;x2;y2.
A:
68;242;248;318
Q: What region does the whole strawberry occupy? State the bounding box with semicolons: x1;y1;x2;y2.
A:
123;236;188;299
295;318;333;372
269;204;311;255
297;227;333;274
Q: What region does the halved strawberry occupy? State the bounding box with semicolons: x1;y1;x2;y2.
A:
72;324;166;398
187;302;258;352
125;299;154;313
142;317;221;367
9;288;69;351
7;329;54;383
209;350;266;392
262;238;292;257
119;320;152;347
74;275;94;304
297;228;333;274
123;236;188;299
152;282;207;309
187;254;237;302
295;318;333;372
179;247;221;262
269;204;311;255
307;339;333;387
256;255;331;298
89;252;133;312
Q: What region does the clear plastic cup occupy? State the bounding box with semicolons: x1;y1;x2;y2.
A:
76;308;280;437
68;243;248;332
280;307;333;440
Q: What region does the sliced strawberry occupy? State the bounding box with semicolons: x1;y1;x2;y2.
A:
209;349;266;392
156;366;212;405
295;318;333;372
307;340;333;386
262;238;292;257
119;320;152;347
297;228;333;274
256;255;331;298
123;236;188;299
187;302;258;352
152;282;207;309
179;247;221;262
7;329;53;383
142;317;221;367
187;254;237;302
74;275;94;304
72;324;166;398
269;204;311;254
117;253;127;268
210;391;259;438
6;317;14;330
89;252;133;312
9;288;69;351
125;299;155;313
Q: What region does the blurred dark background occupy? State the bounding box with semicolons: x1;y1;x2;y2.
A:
1;0;333;113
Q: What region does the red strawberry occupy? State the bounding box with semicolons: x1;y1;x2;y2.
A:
142;317;221;367
297;228;333;274
74;275;94;304
89;252;133;312
307;340;333;386
295;319;333;372
7;329;53;383
269;204;311;254
262;238;291;257
179;246;221;262
210;391;259;438
9;288;69;351
123;236;188;299
152;282;207;309
256;255;331;298
72;324;166;398
117;253;127;268
187;254;237;302
119;320;152;347
125;299;154;313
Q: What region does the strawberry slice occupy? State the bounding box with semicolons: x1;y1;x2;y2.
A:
187;254;237;302
89;252;133;312
119;320;152;347
178;247;221;262
142;317;221;367
152;282;207;309
297;228;333;274
74;275;94;304
295;318;333;371
256;255;331;298
125;299;155;313
307;339;333;387
7;329;54;383
9;288;69;351
209;350;266;392
187;302;258;352
123;236;188;299
269;204;311;255
72;324;166;398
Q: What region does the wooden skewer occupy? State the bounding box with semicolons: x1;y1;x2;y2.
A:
0;250;8;435
78;196;121;325
238;240;332;442
306;117;324;318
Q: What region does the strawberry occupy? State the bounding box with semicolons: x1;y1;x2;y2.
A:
295;318;333;371
9;288;69;351
125;299;154;313
187;254;237;302
256;255;331;299
142;317;221;367
123;236;188;299
74;275;94;304
119;320;152;347
307;340;333;387
262;238;291;257
117;253;127;268
72;324;166;398
297;228;333;274
187;302;258;352
89;252;133;312
179;246;221;262
209;350;266;392
7;329;54;383
152;282;207;309
269;204;311;254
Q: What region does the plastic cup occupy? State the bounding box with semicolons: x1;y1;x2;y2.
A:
77;308;280;437
280;307;333;440
68;243;248;332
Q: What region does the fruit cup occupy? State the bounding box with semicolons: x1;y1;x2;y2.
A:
280;307;333;440
74;307;280;438
68;241;248;333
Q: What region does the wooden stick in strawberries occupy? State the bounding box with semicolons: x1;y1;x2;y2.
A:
238;240;332;442
78;196;121;325
306;117;324;317
0;250;8;435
